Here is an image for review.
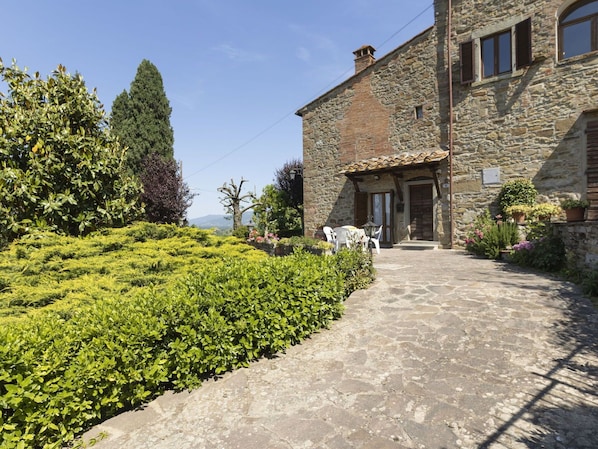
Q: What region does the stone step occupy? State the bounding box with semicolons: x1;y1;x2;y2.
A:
395;240;440;250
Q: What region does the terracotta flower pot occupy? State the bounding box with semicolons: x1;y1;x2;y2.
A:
565;207;586;222
511;211;526;224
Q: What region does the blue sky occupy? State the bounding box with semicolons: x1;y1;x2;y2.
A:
1;1;434;219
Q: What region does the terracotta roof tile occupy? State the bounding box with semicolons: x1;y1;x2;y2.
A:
340;150;449;175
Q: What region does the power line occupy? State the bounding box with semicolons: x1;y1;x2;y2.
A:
183;3;434;182
377;3;434;50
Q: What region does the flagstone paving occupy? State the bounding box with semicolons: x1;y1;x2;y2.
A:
80;249;598;449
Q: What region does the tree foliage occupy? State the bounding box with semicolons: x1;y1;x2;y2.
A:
0;60;142;243
274;158;303;208
253;184;302;238
110;59;174;174
140;153;194;224
110;59;194;223
497;179;537;215
218;178;256;230
253;159;304;238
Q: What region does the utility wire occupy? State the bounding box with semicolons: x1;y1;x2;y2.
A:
184;2;434;182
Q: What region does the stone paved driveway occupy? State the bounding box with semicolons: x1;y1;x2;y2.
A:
81;249;598;449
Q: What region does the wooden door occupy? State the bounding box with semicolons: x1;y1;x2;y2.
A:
409;184;434;240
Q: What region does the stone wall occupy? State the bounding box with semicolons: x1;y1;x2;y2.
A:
300;0;598;246
553;222;598;270
436;0;598;244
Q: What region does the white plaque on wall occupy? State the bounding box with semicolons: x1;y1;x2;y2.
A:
482;167;500;185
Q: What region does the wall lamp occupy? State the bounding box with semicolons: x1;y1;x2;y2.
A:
289;167;303;180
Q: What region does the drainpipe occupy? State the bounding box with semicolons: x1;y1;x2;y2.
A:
447;0;455;248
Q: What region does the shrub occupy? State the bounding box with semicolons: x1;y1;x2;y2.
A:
276;236;334;255
0;223;260;322
530;203;561;220
232;225;249;239
509;235;566;272
0;245;373;448
497;179;537;215
333;248;376;294
465;210;520;259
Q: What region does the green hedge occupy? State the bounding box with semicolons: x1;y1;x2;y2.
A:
0;250;371;448
0;222;266;322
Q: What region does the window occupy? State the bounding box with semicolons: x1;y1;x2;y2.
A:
415;105;424;119
460;18;532;83
482;31;512;77
559;0;598;60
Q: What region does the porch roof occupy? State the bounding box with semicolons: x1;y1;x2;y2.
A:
339;150;449;176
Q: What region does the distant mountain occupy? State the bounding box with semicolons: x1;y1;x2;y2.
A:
189;212;253;230
189;214;232;229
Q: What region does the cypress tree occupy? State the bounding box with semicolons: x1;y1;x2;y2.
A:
110;60;194;224
110;59;174;174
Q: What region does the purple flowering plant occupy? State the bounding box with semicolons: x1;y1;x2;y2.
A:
513;240;534;251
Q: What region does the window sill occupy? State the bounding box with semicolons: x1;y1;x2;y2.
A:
469;69;526;87
557;50;598;67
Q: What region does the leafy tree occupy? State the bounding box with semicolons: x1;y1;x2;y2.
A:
140;153;194;224
110;59;174;174
275;158;303;208
0;60;142;243
218;178;256;230
252;159;304;238
253;185;302;238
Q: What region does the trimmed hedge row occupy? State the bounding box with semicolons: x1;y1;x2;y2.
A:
0;250;372;448
0;223;267;322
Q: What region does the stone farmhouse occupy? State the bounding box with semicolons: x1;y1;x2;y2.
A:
296;0;598;249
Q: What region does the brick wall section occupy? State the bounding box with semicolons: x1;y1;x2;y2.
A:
338;75;392;164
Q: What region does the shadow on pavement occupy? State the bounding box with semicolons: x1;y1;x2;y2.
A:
478;258;598;449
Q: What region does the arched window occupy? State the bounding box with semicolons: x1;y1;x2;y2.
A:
559;0;598;59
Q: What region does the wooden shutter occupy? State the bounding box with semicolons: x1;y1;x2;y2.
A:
515;18;532;69
460;40;474;84
587;120;598;220
354;192;368;227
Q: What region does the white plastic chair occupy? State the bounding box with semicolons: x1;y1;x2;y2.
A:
369;225;383;254
323;226;336;245
333;227;351;251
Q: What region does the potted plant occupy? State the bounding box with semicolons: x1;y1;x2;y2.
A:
530;203;561;222
498;179;538;216
560;198;589;222
505;204;532;224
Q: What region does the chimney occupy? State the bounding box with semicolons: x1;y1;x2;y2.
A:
353;45;376;73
